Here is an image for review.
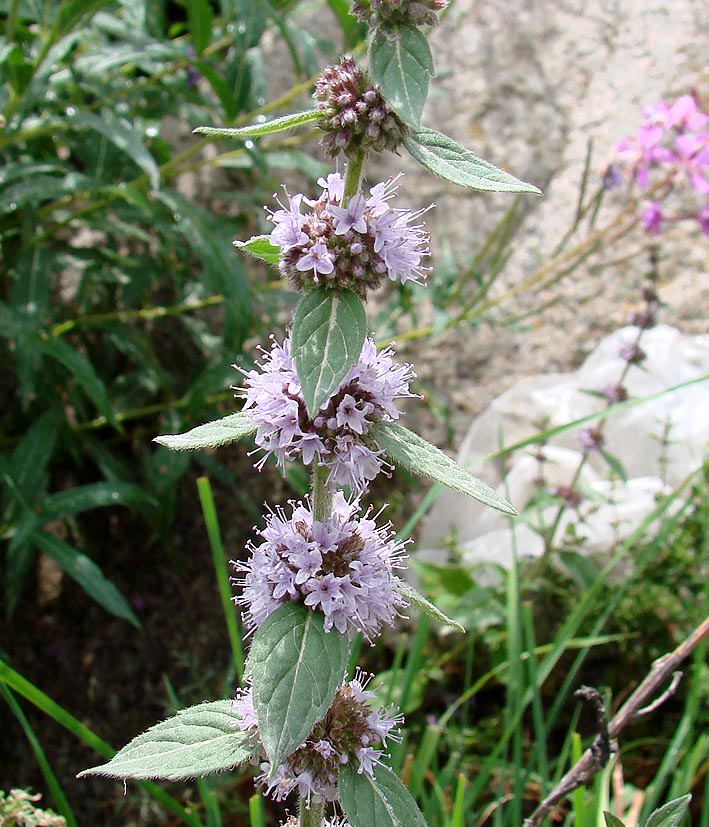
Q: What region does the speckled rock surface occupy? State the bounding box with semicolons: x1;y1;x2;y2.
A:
395;0;709;448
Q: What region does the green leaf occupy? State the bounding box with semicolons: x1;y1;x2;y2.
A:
603;814;626;827
339;763;429;827
194;110;320;140
645;795;692;827
395;579;465;633
600;449;628;482
55;0;113;35
291;288;367;418
44;481;158;520
70;111;160;190
38;338;118;428
154;411;257;451
245;603;350;768
369;25;433;128
78;700;254;781
371;422;516;515
185;0;214;54
33;532;140;627
404;127;541;194
234;235;281;265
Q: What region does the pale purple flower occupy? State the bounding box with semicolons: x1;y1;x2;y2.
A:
642;201;663;235
238;334;416;491
698;204;709;236
232;671;402;805
232;492;408;639
265;170;431;294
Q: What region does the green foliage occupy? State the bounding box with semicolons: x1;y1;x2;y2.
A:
78;700;254;781
339;763;429;827
291;288;367;417
245;602;351;768
0;0;320;619
369;25;433;128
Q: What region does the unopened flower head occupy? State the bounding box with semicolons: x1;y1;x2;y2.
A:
232;671;402;805
239;334;416;491
233;492;408;639
267;172;431;294
314;57;409;159
352;0;448;29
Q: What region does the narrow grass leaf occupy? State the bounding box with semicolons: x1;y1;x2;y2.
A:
245;603;350;768
291;288;367;417
33;532;140;627
39;338;118;428
0;662;202;827
339;763;428;827
185;0;214;54
646;796;693;827
395;579;464;633
234;235;281;265
154;412;257;451
369;25;433;128
70;111;159;189
1;685;78;827
195;111;320;139
78;701;253;781
603;814;626;827
44;481;158;519
371;421;516;514
404;127;541;193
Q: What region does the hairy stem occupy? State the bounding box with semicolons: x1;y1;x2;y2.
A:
312;463;333;523
298;798;324;827
343;149;365;201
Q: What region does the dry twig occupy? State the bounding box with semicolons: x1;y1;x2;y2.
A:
523;615;709;827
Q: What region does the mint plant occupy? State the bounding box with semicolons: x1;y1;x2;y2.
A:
79;2;540;825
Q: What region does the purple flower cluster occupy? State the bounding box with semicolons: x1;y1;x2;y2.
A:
267;172;431;294
239;334;416;491
232;670;402;805
233;493;408;639
612;93;709;236
314;57;409;159
351;0;448;29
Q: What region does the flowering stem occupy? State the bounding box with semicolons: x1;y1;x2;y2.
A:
298;798;324;827
343;149;365;202
311;463;333;523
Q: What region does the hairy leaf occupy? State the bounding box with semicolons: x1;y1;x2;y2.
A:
194;110;320;139
234;235;281;265
371;421;516;514
154;411;257;451
339;763;428;827
246;603;350;768
291;288;367;418
404;127;541;193
370;25;433;128
645;795;692;827
78;701;253;780
395;579;465;633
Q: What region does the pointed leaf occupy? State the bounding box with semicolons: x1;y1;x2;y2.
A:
44;482;158;519
339;763;428;827
371;421;516;515
645;795;692;827
78;701;254;780
369;25;433;128
70;111;159;189
194;110;320;140
395;579;465;633
404;127;541;194
33;532;140;627
38;337;118;428
154;411;257;451
234;235;281;265
246;603;350;768
291;288;367;418
603;814;627;827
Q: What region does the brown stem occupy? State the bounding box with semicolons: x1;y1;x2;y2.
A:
523;615;709;827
